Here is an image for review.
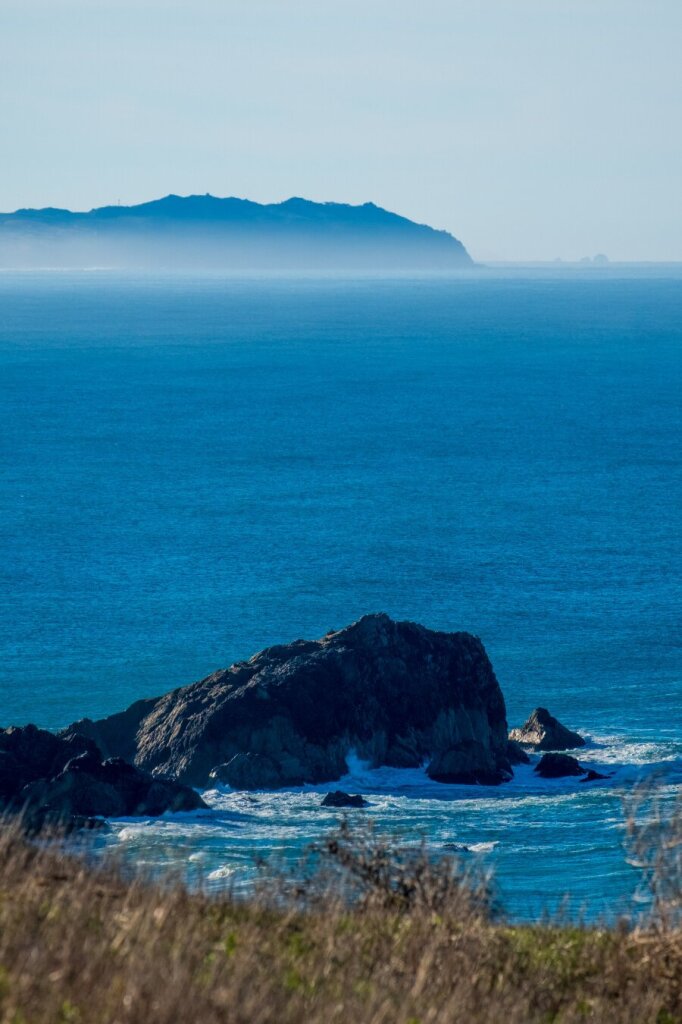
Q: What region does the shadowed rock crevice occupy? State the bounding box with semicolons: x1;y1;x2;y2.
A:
66;614;513;789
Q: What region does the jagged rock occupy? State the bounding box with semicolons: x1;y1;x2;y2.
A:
66;614;513;788
507;739;531;765
581;769;610;782
534;753;584;778
321;791;368;808
0;724;98;795
509;708;585;752
21;756;204;828
0;725;206;831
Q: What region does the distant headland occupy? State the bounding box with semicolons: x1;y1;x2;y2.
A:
0;194;473;270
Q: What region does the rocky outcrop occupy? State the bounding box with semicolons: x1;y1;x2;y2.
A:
534;753;584;778
0;725;206;831
533;753;612;782
321;791;368;808
0;723;98;799
509;708;585;752
0;720;94;790
66;614;513;788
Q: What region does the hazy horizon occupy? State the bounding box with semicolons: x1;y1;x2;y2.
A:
1;191;681;268
2;0;681;262
0;188;675;266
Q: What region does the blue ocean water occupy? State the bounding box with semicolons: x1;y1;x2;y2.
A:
1;269;681;919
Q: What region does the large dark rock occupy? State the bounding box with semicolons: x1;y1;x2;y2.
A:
0;724;99;800
509;707;585;752
0;725;206;831
428;740;504;784
506;739;531;765
321;791;368;808
534;753;584;778
66;614;513;788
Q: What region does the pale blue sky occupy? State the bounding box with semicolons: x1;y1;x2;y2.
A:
2;0;680;260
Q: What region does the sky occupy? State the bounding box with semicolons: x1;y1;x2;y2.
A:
1;0;680;261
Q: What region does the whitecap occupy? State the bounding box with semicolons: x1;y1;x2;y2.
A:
207;865;236;881
115;826;147;842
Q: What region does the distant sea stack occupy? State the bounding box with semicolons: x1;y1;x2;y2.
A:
0;194;473;270
65;614;512;789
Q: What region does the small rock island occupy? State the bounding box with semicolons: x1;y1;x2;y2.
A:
509;707;585;752
66;614;514;789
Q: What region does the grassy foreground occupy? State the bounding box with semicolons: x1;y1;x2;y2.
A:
0;818;680;1024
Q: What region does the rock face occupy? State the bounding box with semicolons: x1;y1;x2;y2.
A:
321;791;368;808
0;724;206;831
509;708;585;752
0;724;96;801
534;753;584;778
66;614;513;789
209;753;284;790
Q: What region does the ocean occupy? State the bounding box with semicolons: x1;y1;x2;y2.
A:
1;267;680;919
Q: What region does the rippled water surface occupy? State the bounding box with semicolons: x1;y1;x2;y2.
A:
1;269;681;918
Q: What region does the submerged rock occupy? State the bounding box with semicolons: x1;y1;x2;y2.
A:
534;753;584;778
581;769;610;782
0;724;206;832
321;791;368;808
509;707;585;752
66;614;513;788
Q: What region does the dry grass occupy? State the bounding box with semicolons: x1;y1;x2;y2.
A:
0;811;680;1024
624;786;682;931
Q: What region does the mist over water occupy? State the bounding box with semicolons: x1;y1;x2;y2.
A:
0;228;465;271
1;269;680;918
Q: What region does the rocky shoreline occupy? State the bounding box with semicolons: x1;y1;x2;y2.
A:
1;614;596;830
0;724;205;832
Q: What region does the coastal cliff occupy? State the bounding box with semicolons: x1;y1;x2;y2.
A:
66;614;512;788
